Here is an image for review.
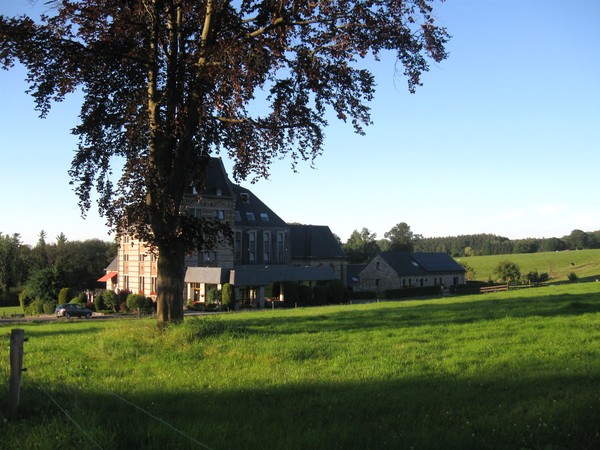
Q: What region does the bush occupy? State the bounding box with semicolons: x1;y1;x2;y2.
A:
221;283;235;310
19;287;35;312
27;299;44;315
58;287;74;304
346;290;377;301
298;284;312;305
327;279;346;304
43;301;56;315
126;294;146;313
282;282;299;306
568;272;579;282
312;285;327;306
206;287;221;304
103;290;118;312
119;302;129;313
94;292;106;312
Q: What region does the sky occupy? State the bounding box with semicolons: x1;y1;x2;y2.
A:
1;0;599;246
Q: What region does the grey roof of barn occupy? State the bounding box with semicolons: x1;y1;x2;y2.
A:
378;252;465;276
288;224;345;260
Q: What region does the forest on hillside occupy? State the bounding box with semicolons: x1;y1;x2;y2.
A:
340;225;600;264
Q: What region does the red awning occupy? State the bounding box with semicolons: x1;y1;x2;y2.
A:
97;271;118;282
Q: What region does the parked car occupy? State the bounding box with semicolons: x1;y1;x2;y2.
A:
55;303;93;319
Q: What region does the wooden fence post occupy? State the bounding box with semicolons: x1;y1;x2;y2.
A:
9;328;25;419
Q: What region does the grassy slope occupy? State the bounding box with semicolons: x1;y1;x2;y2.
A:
2;283;600;449
457;248;600;282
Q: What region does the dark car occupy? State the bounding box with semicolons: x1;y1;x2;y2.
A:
55;303;93;319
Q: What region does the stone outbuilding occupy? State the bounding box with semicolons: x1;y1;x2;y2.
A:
358;252;465;293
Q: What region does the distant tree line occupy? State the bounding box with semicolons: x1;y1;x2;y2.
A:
340;224;600;263
0;230;116;306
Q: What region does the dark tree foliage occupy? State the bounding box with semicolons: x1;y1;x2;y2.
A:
1;0;449;324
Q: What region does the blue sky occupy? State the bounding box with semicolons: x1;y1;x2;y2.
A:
1;0;599;246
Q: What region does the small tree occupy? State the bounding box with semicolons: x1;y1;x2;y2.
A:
568;272;579;282
221;283;235;311
495;260;521;284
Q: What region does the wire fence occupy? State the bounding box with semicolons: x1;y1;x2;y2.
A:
30;380;214;450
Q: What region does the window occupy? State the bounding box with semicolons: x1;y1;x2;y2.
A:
260;212;269;222
124;275;130;290
214;209;225;220
248;231;256;262
216;188;222;196
234;231;242;262
375;279;380;287
139;276;145;293
263;231;271;262
276;231;285;262
246;212;255;222
234;211;241;222
376;262;380;270
202;251;216;262
151;277;157;294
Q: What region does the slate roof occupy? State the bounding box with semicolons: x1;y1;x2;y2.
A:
289;224;345;260
379;252;465;276
186;157;235;198
232;184;287;228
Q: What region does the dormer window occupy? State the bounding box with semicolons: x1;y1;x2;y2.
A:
216;188;222;196
246;212;255;222
260;212;269;222
240;192;250;203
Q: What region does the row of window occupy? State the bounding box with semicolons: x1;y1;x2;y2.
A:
234;230;286;263
122;275;157;294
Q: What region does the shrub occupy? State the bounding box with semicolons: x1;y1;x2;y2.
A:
43;301;56;315
568;272;579;282
58;287;74;304
282;282;299;306
103;290;118;312
222;283;235;310
144;297;155;313
126;294;146;313
94;292;106;312
327;279;346;304
206;287;221;304
27;299;44;315
117;289;131;306
19;287;35;312
298;284;312;305
312;285;327;306
119;302;129;313
346;290;376;301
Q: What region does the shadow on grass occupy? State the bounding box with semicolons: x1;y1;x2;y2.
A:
232;289;600;336
5;372;600;450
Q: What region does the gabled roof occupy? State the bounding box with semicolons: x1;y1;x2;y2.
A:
379;252;465;276
289;224;345;260
232;184;287;228
347;264;366;286
185;157;235;199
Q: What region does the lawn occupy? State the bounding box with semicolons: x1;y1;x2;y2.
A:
458;248;600;283
1;283;600;449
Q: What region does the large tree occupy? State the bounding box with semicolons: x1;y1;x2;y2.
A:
1;0;449;325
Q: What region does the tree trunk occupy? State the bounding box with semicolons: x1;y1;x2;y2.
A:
156;241;186;327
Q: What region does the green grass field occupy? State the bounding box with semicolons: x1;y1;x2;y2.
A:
458;248;600;283
2;282;600;449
